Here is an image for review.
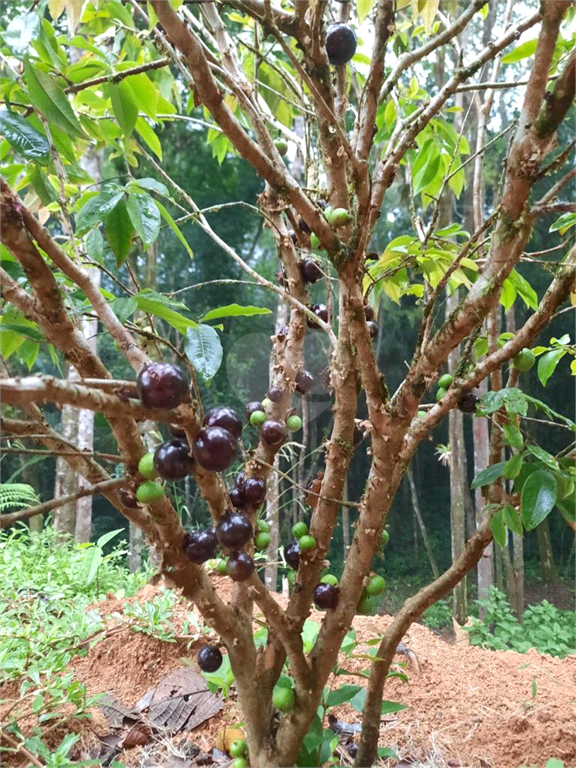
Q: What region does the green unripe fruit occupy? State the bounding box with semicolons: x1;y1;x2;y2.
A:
298;534;316;551
287;414;303;432
320;574;339;586
217;558;228;575
513;348;536;372
310;233;321;250
250;410;266;427
438;373;453;389
136;481;165;504
138;452;156;479
323;206;333;220
261;397;272;409
275;140;288;156
366;574;386;596
287;569;296;586
417;410;426;419
232;759;248;768
272;685;295;711
256;519;270;533
230;741;248;758
327;207;352;227
255;531;271;550
291;521;309;538
436;387;447;401
356;594;376;615
381;529;390;546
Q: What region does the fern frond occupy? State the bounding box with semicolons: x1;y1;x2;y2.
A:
0;483;41;513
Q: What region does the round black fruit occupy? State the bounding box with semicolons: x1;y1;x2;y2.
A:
137;362;189;410
295;369;314;395
261;420;288;446
366;320;379;339
203;406;242;440
245;401;265;420
307;304;328;329
285;538;301;569
154;439;193;481
216;512;253;549
235;471;246;489
229;486;245;508
299;257;323;284
193;427;237;472
119;488;141;509
184;528;218;564
226;551;255;581
458;392;479;413
243;477;266;506
267;386;283;403
313;582;339;610
363;304;374;321
197;645;222;673
325;23;357;66
298;216;311;234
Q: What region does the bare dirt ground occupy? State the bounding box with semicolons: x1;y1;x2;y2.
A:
4;580;575;768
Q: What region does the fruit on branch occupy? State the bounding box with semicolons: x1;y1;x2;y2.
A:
438;373;454;389
457;392;479;413
229;486;245;508
249;410;266;427
307;303;329;329
325;23;357;65
320;573;339;586
184;527;219;564
235;471;246;488
417;410;427;418
381;529;390;547
272;685;295;712
513;348;536;371
327;207;352;227
299;257;323;283
297;216;311;234
231;759;248;768
216;512;253;549
275;139;288;156
366;320;379;339
285;539;301;569
261;420;288;446
119;488;141;509
229;740;248;759
295;369;314;395
289;229;297;245
291;521;308;538
348;743;358;759
198;645;223;673
255;531;271;550
363;304;374;321
137;362;189;410
436;387;446;401
287;414;303;432
310;233;321;250
203;406;242;440
256;518;270;533
170;423;187;440
136;480;165;504
193;427;237;472
261;397;272;410
243;477;266;506
298;534;317;552
356;594;376;615
226;551;255;581
217;558;229;575
313;582;339;610
138;452;156;479
154;439;193;480
267;386;283;403
366;574;386;596
245;401;265;420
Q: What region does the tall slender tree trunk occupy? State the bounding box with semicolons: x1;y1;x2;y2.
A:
53;400;79;537
341;478;350;559
22;460;42;534
537;519;559;584
406;465;439;579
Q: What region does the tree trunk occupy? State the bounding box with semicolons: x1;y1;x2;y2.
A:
53;396;79;537
474;376;493;611
406;465;439;578
512;532;525;618
341;478;349;559
537;518;559;584
129;523;144;573
22;460;42;534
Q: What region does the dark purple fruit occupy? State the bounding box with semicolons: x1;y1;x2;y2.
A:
295;369;314;395
170;424;187;440
137;362;188;410
289;229;297;245
299;257;323;284
226;551;255;581
198;645;223;673
313;582;339;610
458;392;479;413
298;216;311;234
216;512;253;549
268;386;283;403
154;439;193;481
203;406;242;440
353;422;364;447
325;23;357;66
363;304;374;321
229;486;245;508
307;304;328;329
347;743;358;759
366;320;379;339
285;539;301;569
277;325;290;339
261;420;288;446
243;477;266;506
193;427;237;472
119;488;141;509
235;471;246;489
184;528;218;564
276;270;288;288
245;401;265;420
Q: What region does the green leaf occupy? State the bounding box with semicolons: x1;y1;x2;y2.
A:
84;546;103;584
525;445;559;472
124;73;158;119
549;211;576;235
503;453;523;480
126;192;161;246
325;685;363;708
503;422;524;450
2;12;41;55
491;510;506;548
501;39;538;64
23;59;84;138
521;470;557;530
502;503;523;536
104;199;134;264
556;491;575;527
381;699;408;714
96;528;123;548
0;322;44;342
349;687;366;712
200;304;272;323
156;200;193;258
478;388;528;418
135;116;162;160
357;0;374;23
0;111;49;161
537;348;565;387
127;177;168;197
109;80;138;136
524;394;576;431
471;461;507;489
111;296;138;323
134;290;197;334
506;269;538;310
185;324;223;382
85;228;104;262
29;164;55;204
76;185;124;235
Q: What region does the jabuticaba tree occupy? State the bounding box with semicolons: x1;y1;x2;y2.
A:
0;1;575;766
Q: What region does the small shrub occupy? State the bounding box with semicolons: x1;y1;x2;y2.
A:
422;599;452;630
